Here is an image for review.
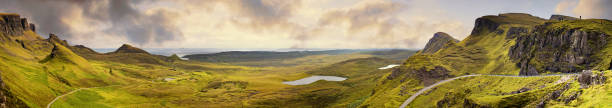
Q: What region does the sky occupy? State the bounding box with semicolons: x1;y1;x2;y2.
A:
0;0;610;49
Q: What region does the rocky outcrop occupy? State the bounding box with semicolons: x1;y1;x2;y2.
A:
45;34;69;47
471;17;500;35
421;32;459;54
112;44;150;54
0;13;35;36
0;74;27;108
506;27;528;39
549;15;578;21
509;23;609;75
578;70;607;87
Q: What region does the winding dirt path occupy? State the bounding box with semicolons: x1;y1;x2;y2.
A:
46;85;118;108
398;74;578;108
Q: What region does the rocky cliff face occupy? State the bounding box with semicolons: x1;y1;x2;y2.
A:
550;15;578;21
0;13;32;108
471;17;500;35
0;13;35;37
421;32;459;54
509;22;609;75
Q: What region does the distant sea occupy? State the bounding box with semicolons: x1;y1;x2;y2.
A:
92;48;415;58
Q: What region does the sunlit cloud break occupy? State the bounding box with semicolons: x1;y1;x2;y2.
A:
0;0;609;49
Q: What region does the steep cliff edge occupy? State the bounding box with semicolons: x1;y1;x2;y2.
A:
550;15;578;21
0;13;35;37
510;19;612;75
421;32;459;54
362;13;611;107
0;13;119;107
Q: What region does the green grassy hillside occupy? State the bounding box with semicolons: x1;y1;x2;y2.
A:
360;13;612;107
1;12;610;108
183;49;415;67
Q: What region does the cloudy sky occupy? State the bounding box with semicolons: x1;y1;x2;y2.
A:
0;0;610;49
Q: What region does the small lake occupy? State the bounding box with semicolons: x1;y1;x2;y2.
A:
378;64;400;70
282;75;347;85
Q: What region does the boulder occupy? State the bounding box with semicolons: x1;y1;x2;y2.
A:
578;70;607;87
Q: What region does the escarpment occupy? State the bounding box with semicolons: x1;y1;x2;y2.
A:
0;13;35;37
509;22;610;75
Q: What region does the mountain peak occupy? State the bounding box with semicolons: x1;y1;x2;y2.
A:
421;32;459;54
113;44;149;54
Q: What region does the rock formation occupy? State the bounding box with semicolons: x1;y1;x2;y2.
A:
578;70;607;87
421;32;459;54
45;34;69;47
506;27;528;39
509;23;609;75
549;15;578;21
471;16;500;35
0;13;35;36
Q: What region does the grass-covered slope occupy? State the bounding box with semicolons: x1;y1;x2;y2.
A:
410;70;612;108
362;13;611;107
183;49;415;67
0;13;177;107
409;76;561;107
248;57;397;107
0;32;120;107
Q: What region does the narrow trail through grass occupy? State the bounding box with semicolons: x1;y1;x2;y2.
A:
398;74;579;108
46;85;120;108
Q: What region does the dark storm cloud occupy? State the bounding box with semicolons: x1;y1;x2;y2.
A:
0;0;183;46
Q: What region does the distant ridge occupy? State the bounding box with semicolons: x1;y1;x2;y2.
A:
112;44;150;54
549;14;578;21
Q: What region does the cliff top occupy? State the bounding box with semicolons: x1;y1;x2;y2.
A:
479;13;546;26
